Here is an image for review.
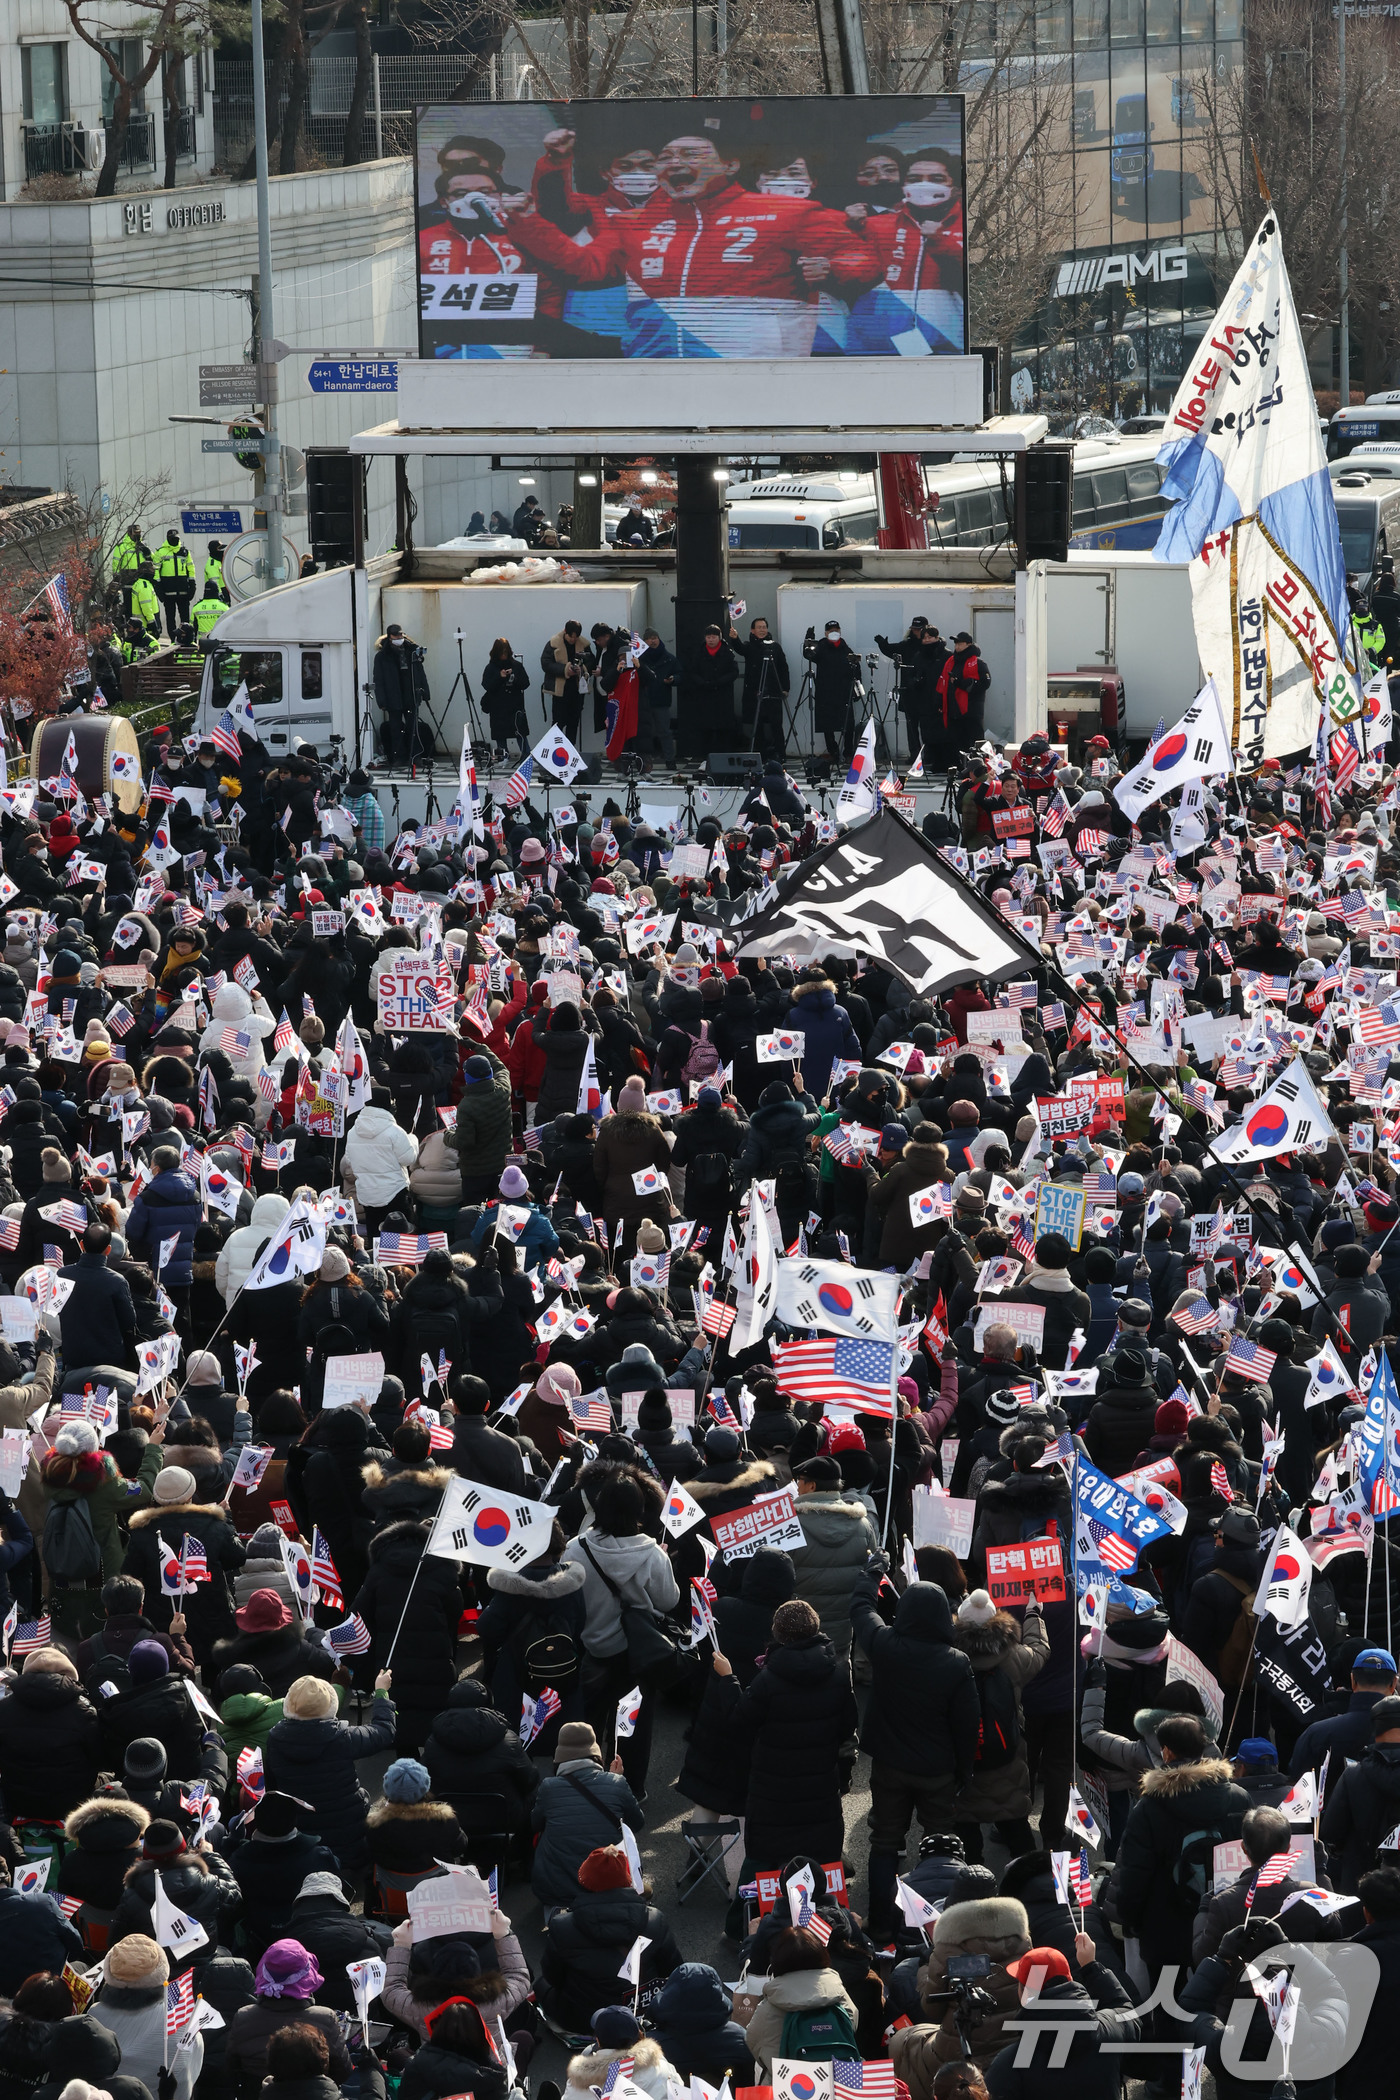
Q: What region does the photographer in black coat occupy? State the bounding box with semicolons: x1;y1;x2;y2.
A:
737;618;790;760
803;620;862;763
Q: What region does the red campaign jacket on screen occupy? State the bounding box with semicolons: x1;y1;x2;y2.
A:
863;201;965;293
417;221;527;277
509;183;880;304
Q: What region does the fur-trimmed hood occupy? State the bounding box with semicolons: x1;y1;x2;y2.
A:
688;1458;777;1506
361;1459;453;1495
486;1558;587;1600
365;1797;461;1829
159;1442;225;1476
64;1795;151;1845
1137;1755;1236;1798
952;1611;1025;1667
932;1895;1031;1952
128;1499;228;1528
567;2041;668;2087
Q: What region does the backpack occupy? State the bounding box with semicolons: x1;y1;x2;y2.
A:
777;2001;860;2064
972;1666;1021;1770
1174;1822;1230;1903
44;1493;103;1586
517;1601;581;1694
1213;1571;1258;1688
688;1150;732;1211
682;1022;721;1085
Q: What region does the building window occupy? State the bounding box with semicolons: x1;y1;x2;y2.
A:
21;44;68;124
101;39;145;122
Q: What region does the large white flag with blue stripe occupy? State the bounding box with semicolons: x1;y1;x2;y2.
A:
1155;211;1361;768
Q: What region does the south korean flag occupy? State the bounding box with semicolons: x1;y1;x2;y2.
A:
427;1474;554;1570
774;1254;900;1341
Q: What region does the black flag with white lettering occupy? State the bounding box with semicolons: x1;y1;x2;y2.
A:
731;806;1043;998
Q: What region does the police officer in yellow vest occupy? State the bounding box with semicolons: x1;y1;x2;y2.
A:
204;541;226;593
154;530;195;640
118;617;155;664
112;524;147;582
128;560;161;636
191;585;227;643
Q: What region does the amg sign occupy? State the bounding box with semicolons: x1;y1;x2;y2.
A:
1053;246;1190;297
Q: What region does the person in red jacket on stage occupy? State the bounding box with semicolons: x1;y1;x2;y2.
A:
845;150;966;357
505;124;879;359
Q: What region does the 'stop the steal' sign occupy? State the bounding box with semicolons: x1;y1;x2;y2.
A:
377;948;454;1033
985;1537;1066;1606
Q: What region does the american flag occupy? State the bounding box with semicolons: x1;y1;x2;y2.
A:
375;1231;448;1265
832;2066;896;2099
570;1394;613;1432
1253;1847;1302;1893
770;1336;896;1416
1330;727;1360;791
1218;1057;1260;1091
236;1745;265;1800
323;1612;373;1657
166;1970;195;2036
274;1009;294;1054
823;1125;859;1165
0;1219;20;1253
1002;981;1040;1010
1211;1458;1233;1498
502;754;534;809
107;1004;135;1040
311;1526;344;1609
1083;1172;1116;1199
700;1295;736;1339
42;572;74;633
1041;792;1069;839
1225;1335;1277;1381
172;900;204;930
1070;1847;1093;1905
1010;1222;1037;1263
709;1391;739;1429
179;1534;209;1585
1082;1517;1138;1573
218;1026;253;1057
1077;827;1109;858
146;779;174;808
1175;1297;1219;1335
1009;1381;1038;1406
11;1613;51;1655
599;2059;635;2097
210;711;243;762
520;1684;562;1748
42;1198;88;1234
1357;1005;1400;1048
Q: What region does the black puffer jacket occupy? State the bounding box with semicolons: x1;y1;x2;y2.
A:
713;1546;795;1686
476;1556;588;1729
420;1680;540;1824
352;1520;462;1752
539;1888;684;2032
1082;1374;1163;1478
737;1096;821;1180
360;1456;454;1532
0;1667;101;1820
4;1100;53;1200
1113;1753;1250;1969
58;1794;150;1910
850;1570;979;1782
1320;1738;1400;1892
109;1844;243;1967
365;1795;467;1876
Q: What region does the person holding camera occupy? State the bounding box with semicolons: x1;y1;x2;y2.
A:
803;618;862;762
373;623;431;767
738;616;790;760
876;616;944;763
481;636;531;761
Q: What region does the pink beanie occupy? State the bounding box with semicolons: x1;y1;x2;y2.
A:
536;1362;582;1407
616;1075;648;1112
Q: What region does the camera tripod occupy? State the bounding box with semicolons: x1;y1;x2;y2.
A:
784;664;817;758
437;628;491;767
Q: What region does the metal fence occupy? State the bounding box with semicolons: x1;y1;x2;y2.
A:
22;110;166;179
211;52;533;171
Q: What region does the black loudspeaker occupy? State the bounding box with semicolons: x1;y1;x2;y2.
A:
707;750;765;784
305;449;365;567
1014;445;1075;564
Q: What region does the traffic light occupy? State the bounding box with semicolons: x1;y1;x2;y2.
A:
1014;445;1075;564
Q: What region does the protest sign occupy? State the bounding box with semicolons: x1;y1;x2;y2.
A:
407;1869;494;1940
986;1538;1067;1606
1212;1835;1315;1893
912;1487;975;1559
711;1487;805;1560
0;1297;38;1344
312;910;345;936
322;1353;385;1411
1165;1633;1224;1730
376;950;454;1033
1036;1092;1095;1138
1034;1182;1087;1250
966;1010;1023;1046
620;1388;695;1430
972;1301;1046;1351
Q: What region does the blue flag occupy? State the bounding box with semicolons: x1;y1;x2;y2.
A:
1074;1456;1174;1589
1355;1350;1400;1518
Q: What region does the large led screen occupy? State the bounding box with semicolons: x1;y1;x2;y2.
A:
415;96;967;363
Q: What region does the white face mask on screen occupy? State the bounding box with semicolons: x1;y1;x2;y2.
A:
904;180;952;208
612;170;658;198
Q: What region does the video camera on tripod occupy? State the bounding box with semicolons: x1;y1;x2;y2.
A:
944;1954;996;2059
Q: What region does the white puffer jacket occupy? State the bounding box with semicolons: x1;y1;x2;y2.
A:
342;1104;419;1208
215;1191;291;1306
199;982;276;1083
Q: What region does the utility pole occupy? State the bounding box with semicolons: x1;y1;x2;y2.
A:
813;0;870;95
1339;0;1350;412
250;0;288;585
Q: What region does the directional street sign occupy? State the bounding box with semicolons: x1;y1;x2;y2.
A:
202;439;268;454
198;362;277;408
307;359;399;393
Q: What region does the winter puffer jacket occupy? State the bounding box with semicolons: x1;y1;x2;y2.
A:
890;1896;1032;2092
650;1964;756;2088
57;1795;151;1911
716;1632;859;1870
109;1845;243;1965
538;1887;683;2032
360;1456;453;1532
125;1168;205;1286
215;1192;291;1305
531;1757;644;1906
352;1520;463;1752
342;1105;419;1209
744;1966;862;2078
850;1571;979;1782
1320;1737;1400;1892
782;981;862;1098
949;1605;1049;1822
1113;1753;1250;1969
420;1685;540;1825
262;1692;398;1873
564;2038;681;2100
786;1492;880;1661
408;1132;463;1211
0;1665;101;1820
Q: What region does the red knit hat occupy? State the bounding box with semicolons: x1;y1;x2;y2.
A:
577;1845;634;1892
825;1422;867;1456
1155;1399;1190;1437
